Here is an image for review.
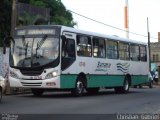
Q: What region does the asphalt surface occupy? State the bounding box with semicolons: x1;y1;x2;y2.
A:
0;86;160;115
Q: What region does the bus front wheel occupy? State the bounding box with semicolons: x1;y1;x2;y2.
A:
31;89;44;96
71;76;85;96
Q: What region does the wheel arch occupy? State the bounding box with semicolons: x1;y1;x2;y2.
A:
76;72;87;88
125;74;132;86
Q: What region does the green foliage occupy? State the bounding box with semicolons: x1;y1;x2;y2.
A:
30;0;46;7
0;0;76;46
17;12;47;26
0;0;11;47
29;0;76;27
17;0;76;27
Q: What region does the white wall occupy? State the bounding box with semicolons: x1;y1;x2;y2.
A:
0;47;9;79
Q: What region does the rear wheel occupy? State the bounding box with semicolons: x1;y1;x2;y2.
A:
71;76;85;96
115;76;130;93
149;81;153;88
31;89;44;96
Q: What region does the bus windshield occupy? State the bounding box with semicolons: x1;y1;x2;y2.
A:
10;36;59;68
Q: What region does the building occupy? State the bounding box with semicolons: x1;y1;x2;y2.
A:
150;32;160;81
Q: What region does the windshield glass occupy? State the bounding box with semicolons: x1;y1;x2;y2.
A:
10;36;59;68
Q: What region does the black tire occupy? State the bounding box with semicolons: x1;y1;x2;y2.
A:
139;85;142;88
31;89;44;96
133;85;137;88
115;76;130;93
86;88;99;95
0;88;2;102
149;81;153;88
71;76;85;96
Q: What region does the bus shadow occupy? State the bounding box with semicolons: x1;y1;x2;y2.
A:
17;88;142;99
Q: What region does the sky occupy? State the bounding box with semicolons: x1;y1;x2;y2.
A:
61;0;160;43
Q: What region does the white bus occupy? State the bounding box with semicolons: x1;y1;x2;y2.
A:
7;25;149;96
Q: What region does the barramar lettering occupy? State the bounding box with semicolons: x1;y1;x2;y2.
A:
97;61;111;68
95;61;111;72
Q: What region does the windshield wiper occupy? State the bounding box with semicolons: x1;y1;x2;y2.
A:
36;35;48;50
22;35;28;52
22;35;29;67
35;35;48;57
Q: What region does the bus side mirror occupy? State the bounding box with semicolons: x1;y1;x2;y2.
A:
3;37;6;54
3;46;6;54
61;35;68;49
3;36;14;54
61;35;66;41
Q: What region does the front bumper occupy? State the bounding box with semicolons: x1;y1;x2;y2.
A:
9;76;60;89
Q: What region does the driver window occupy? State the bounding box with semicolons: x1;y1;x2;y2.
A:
61;38;76;71
62;38;75;58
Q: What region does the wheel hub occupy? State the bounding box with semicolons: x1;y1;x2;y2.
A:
76;81;84;94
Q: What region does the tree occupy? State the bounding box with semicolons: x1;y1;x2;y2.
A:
0;0;11;47
17;12;48;26
17;0;76;27
29;0;77;27
0;0;76;46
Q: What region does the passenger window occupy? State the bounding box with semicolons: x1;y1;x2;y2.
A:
130;44;140;61
93;37;106;58
119;42;129;60
77;35;92;57
106;40;118;59
140;45;147;61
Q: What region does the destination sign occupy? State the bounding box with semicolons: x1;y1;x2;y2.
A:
16;29;57;36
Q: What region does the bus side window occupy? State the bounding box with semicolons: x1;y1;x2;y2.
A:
140;45;147;61
93;37;106;58
106;40;118;59
119;42;130;60
130;44;140;61
77;35;92;57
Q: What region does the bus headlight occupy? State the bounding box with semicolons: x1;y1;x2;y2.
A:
45;70;58;79
10;70;18;79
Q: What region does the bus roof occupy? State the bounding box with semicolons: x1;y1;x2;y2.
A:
15;25;148;45
60;25;147;45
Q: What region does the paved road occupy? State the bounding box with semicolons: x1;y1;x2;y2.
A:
0;86;160;114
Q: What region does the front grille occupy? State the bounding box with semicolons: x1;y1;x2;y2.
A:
20;69;43;76
21;82;42;86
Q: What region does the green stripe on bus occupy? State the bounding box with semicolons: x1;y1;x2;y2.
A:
131;75;148;85
87;75;124;87
60;74;148;89
60;75;77;88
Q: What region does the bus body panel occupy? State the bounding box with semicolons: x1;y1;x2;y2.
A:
9;25;149;92
60;74;148;88
9;76;60;88
9;67;61;88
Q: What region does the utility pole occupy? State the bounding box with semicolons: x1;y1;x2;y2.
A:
124;0;129;39
147;17;151;72
11;0;17;36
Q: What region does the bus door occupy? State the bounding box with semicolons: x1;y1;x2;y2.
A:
61;32;76;71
